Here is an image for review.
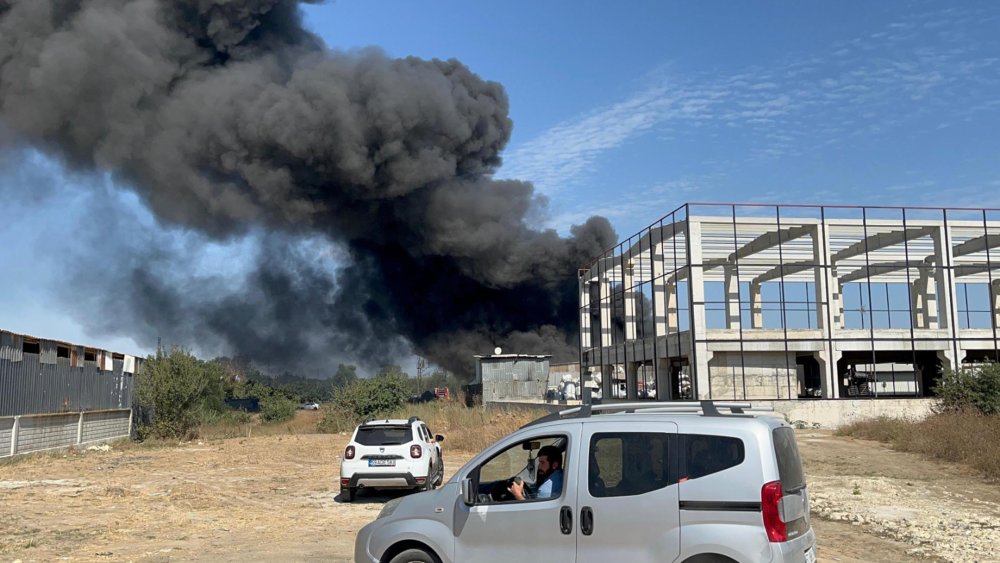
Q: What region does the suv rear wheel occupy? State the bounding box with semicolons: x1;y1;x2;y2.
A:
342;487;356;502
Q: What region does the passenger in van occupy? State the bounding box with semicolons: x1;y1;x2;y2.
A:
509;445;564;500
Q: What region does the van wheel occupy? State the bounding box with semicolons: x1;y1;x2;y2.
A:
682;555;738;563
388;548;438;563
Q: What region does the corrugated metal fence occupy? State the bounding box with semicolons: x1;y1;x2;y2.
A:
0;354;134;417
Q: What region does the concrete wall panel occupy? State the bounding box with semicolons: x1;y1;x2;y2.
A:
0;416;11;455
81;410;130;444
709;351;796;400
17;413;79;454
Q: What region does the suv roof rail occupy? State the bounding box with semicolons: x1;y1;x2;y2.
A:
407;416;421;424
520;401;772;428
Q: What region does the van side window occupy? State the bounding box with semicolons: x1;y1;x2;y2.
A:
589;432;672;497
683;434;745;479
475;435;567;504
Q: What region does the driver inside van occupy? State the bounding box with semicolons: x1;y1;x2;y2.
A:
509;445;564;500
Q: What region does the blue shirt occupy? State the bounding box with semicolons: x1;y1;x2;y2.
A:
536;469;563;499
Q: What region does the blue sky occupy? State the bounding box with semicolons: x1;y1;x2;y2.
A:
2;0;999;362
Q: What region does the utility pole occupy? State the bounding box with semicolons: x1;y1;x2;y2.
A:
417;357;426;392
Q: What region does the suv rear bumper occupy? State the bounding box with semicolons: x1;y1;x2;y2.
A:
342;472;420;490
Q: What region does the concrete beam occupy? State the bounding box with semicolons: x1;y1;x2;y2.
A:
751;260;816;286
704;224;815;272
954;263;1000;278
584;220;687;281
831;226;937;262
952;233;1000;257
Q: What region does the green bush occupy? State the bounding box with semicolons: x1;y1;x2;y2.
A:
259;392;297;423
330;372;411;422
135;347;226;439
935;362;1000;415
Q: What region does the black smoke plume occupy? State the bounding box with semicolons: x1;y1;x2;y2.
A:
0;1;615;376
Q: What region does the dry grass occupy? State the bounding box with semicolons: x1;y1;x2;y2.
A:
193;410;324;441
837;411;1000;481
144;401;545;454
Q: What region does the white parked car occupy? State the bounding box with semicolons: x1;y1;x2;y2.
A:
299;402;321;410
340;416;445;502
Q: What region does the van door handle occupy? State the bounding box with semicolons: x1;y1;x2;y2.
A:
559;506;572;535
580;506;594;536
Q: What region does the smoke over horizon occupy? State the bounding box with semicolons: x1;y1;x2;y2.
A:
0;1;616;377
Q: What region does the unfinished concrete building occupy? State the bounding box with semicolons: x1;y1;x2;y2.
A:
578;204;1000;403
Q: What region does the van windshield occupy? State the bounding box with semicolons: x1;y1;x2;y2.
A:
772;427;806;492
356;426;412;446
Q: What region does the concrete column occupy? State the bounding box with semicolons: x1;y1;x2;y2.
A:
749;282;763;328
935;225;957;331
652;243;667;336
993;280;1000;329
600;275;612;347
77;412;85;445
579;279;592;349
626;361;640;401
687;220;709;396
912;276;925;329
665;282;678;331
912;270;938;329
10;416;18;456
694;344;714;399
937;349;957;374
812;225;829;331
829;269;843;330
724;265;741;329
624;265;637;341
656;357;672;401
601;364;613;400
820;350;840;399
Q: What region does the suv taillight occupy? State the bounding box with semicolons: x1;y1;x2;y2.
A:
761;480;787;542
410;445;422;458
345;445;355;460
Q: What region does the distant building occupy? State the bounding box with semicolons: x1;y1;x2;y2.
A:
473;353;551;404
578;203;1000;402
1;328;139;458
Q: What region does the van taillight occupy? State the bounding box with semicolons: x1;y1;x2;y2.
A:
410;445;422;458
345;445;355;460
761;480;787;542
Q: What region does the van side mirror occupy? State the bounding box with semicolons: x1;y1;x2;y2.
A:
435;434;445;442
461;478;476;506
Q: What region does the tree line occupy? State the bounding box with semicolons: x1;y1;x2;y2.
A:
135;346;464;439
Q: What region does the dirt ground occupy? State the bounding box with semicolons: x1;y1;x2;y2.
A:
2;415;999;562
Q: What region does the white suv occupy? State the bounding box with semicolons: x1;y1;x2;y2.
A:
340;416;445;502
355;401;816;563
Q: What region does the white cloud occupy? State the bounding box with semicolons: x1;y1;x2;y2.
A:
499;5;1000;203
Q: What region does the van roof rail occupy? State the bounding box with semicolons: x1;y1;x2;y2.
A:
519;401;773;429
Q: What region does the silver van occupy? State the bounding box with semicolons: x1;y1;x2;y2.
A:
354;401;816;563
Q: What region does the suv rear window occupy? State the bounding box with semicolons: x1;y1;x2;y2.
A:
355;426;412;446
772;427;806;492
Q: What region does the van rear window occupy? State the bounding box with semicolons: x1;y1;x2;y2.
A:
356;426;412;446
772;427;806;492
683;434;745;479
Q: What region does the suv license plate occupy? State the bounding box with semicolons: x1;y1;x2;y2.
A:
368;459;395;467
804;546;816;563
